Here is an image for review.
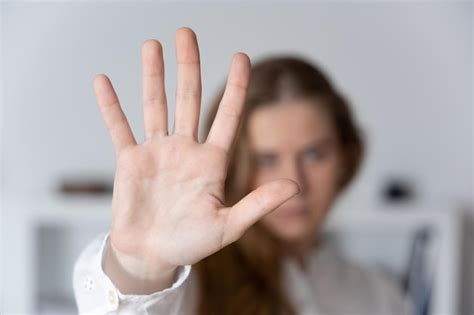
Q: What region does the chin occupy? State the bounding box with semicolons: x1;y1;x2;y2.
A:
267;219;316;243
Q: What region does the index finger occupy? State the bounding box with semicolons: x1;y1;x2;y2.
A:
206;53;251;152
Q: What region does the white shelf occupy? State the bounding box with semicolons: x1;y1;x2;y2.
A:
4;194;463;315
32;194;112;226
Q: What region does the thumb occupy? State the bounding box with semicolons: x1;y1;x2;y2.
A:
220;179;300;247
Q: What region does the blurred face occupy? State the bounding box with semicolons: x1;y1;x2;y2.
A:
247;99;344;247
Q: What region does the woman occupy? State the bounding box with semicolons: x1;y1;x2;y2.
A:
73;27;413;315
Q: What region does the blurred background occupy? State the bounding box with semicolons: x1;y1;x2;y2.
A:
1;1;472;314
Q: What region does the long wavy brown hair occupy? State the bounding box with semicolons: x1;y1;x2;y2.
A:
194;55;365;315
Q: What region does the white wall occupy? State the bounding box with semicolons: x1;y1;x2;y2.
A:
2;1;472;314
2;1;472;205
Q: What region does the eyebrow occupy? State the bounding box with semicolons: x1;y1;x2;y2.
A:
301;137;335;150
252;137;336;156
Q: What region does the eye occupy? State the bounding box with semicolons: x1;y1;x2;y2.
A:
303;148;325;161
255;155;276;168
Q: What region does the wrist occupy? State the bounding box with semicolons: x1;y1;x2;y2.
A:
104;238;178;294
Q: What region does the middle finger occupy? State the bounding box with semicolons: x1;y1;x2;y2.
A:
142;39;168;139
173;27;202;140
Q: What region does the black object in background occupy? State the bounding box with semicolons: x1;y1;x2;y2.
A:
382;177;416;203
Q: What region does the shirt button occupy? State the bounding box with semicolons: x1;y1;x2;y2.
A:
84;276;95;291
108;289;117;305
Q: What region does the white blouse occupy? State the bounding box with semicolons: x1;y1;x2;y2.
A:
73;232;414;314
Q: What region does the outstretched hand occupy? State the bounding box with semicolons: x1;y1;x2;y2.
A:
95;27;299;293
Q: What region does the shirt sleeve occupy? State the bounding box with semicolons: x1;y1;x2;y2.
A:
72;231;192;314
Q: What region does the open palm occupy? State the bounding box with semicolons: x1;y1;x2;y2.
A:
94;27;299;274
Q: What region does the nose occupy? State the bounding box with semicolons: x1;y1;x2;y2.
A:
281;158;306;195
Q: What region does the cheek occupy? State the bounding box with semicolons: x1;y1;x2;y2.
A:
252;173;270;189
305;159;340;197
259;159;342;241
303;158;341;224
251;157;342;196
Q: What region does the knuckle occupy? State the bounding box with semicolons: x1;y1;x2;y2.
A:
219;103;241;119
143;96;166;107
254;190;267;210
176;88;201;100
227;80;247;91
